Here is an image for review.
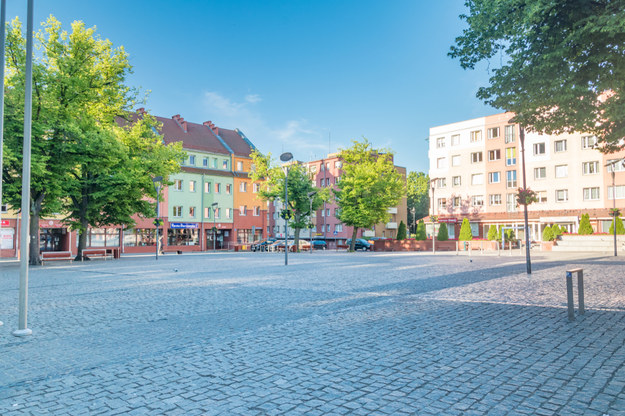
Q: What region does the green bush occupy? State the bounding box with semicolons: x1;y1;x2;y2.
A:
542;226;555;241
487;225;498;241
578;213;594;235
437;222;449;241
396;221;407;240
504;229;516;243
415;220;426;240
458;218;473;241
551;224;562;237
609;216;625;235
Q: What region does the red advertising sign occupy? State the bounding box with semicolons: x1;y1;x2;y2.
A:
1;220;9;226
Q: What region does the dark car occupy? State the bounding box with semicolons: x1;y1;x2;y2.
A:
251;238;277;252
311;240;327;250
346;238;372;251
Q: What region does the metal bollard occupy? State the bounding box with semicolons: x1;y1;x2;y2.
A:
566;268;584;321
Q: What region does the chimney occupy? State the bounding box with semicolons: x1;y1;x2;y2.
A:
172;114;187;133
136;107;146;117
204;121;219;136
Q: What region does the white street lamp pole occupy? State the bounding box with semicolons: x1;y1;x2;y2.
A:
152;176;163;261
280;152;294;266
308;191;317;254
212;202;218;252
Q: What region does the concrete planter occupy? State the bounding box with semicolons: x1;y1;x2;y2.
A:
541;241;556;251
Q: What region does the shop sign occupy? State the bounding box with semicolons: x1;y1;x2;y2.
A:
1;228;14;249
1;220;9;226
170;222;199;229
438;218;458;224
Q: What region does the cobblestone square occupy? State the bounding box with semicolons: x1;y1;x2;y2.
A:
1;251;625;415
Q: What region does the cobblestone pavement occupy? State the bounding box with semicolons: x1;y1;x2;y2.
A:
1;250;625;415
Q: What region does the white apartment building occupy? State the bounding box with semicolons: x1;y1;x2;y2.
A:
428;112;623;241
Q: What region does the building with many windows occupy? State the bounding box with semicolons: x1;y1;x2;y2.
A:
428;112;624;240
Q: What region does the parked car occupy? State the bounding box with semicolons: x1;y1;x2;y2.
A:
311;240;327;250
346;238;372;251
251;238;277;252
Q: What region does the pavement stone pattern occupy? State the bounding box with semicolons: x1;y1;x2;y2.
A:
1;250;625;415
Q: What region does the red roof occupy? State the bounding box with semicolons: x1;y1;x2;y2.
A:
154;116;230;155
218;128;254;158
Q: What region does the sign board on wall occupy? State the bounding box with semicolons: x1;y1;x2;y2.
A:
1;228;14;249
169;223;199;229
1;220;9;227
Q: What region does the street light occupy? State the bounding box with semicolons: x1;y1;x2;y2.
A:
211;202;218;252
606;159;624;257
152;176;163;261
519;128;531;274
308;190;317;254
280;152;294;266
430;177;440;253
411;207;416;238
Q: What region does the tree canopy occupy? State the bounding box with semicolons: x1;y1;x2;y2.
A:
407;171;429;232
333;139;404;251
450;0;625;151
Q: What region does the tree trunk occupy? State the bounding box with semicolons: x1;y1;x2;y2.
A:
76;220;89;261
28;194;45;265
349;227;359;252
294;227;301;252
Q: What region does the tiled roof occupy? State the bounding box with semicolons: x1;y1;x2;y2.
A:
154;116;230;155
218;128;254;157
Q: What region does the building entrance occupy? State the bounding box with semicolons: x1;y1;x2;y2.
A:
40;228;66;252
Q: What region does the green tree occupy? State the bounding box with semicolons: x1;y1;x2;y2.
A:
449;1;625;151
487;224;498;241
458;218;473;241
542;226;555;242
437;222;449;241
333;139;404;252
609;216;625;235
578;214;594;235
249;150;326;250
396;220;407;240
415;219;426;240
2;17;183;263
552;224;563;238
407;171;429;233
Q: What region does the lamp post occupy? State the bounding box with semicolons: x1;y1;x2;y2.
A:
411;207;416;238
211;202;218;252
280;152;294;265
430;178;439;253
519;128;531;274
152;176;163;260
308;191;317;254
606;159;624;257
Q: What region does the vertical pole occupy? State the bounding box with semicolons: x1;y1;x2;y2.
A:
14;0;34;337
566;272;574;321
310;198;313;254
284;167;289;266
213;209;216;252
577;270;585;315
520;127;531;274
612;170;617;257
0;0;6;329
432;183;436;253
155;184;160;261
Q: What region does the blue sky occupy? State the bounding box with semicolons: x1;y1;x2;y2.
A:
7;0;496;173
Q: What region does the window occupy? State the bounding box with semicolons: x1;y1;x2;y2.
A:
215;208;221;219
452;197;461;207
236;161;243;171
451;155;461;166
172;206;182;217
189;206;196;217
436;178;446;188
204;207;210;219
505;148;516;166
489;194;502;206
555;189;568;202
215;183;221;193
239;206;247;216
253;183;260;193
506;170;517;188
471;195;484;206
1;204;7;213
204;182;211;193
452;176;461;187
555;140;567;152
506;194;517;212
533;143;546;155
536;191;547;203
203;158;209;167
239;182;247;192
436;137;445;148
212;158;218;168
470;130;482;143
471;152;483;163
254;206;260;216
310;165;317;173
451;134;460;146
471;173;484;185
226;208;232;219
326;208;330;216
581;135;598;149
487;127;500;139
488;171;500;184
225;184;232;194
582;161;599;175
607;159;625;172
223;160;228;169
335;224;343;232
335;161;342;169
608;185;625;200
488;149;501;161
555;165;568;178
534;167;546;180
189;181;196;192
504;125;515;143
188;155;196;165
437;157;447;169
583;187;600;201
173;179;182;191
438;198;447;210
